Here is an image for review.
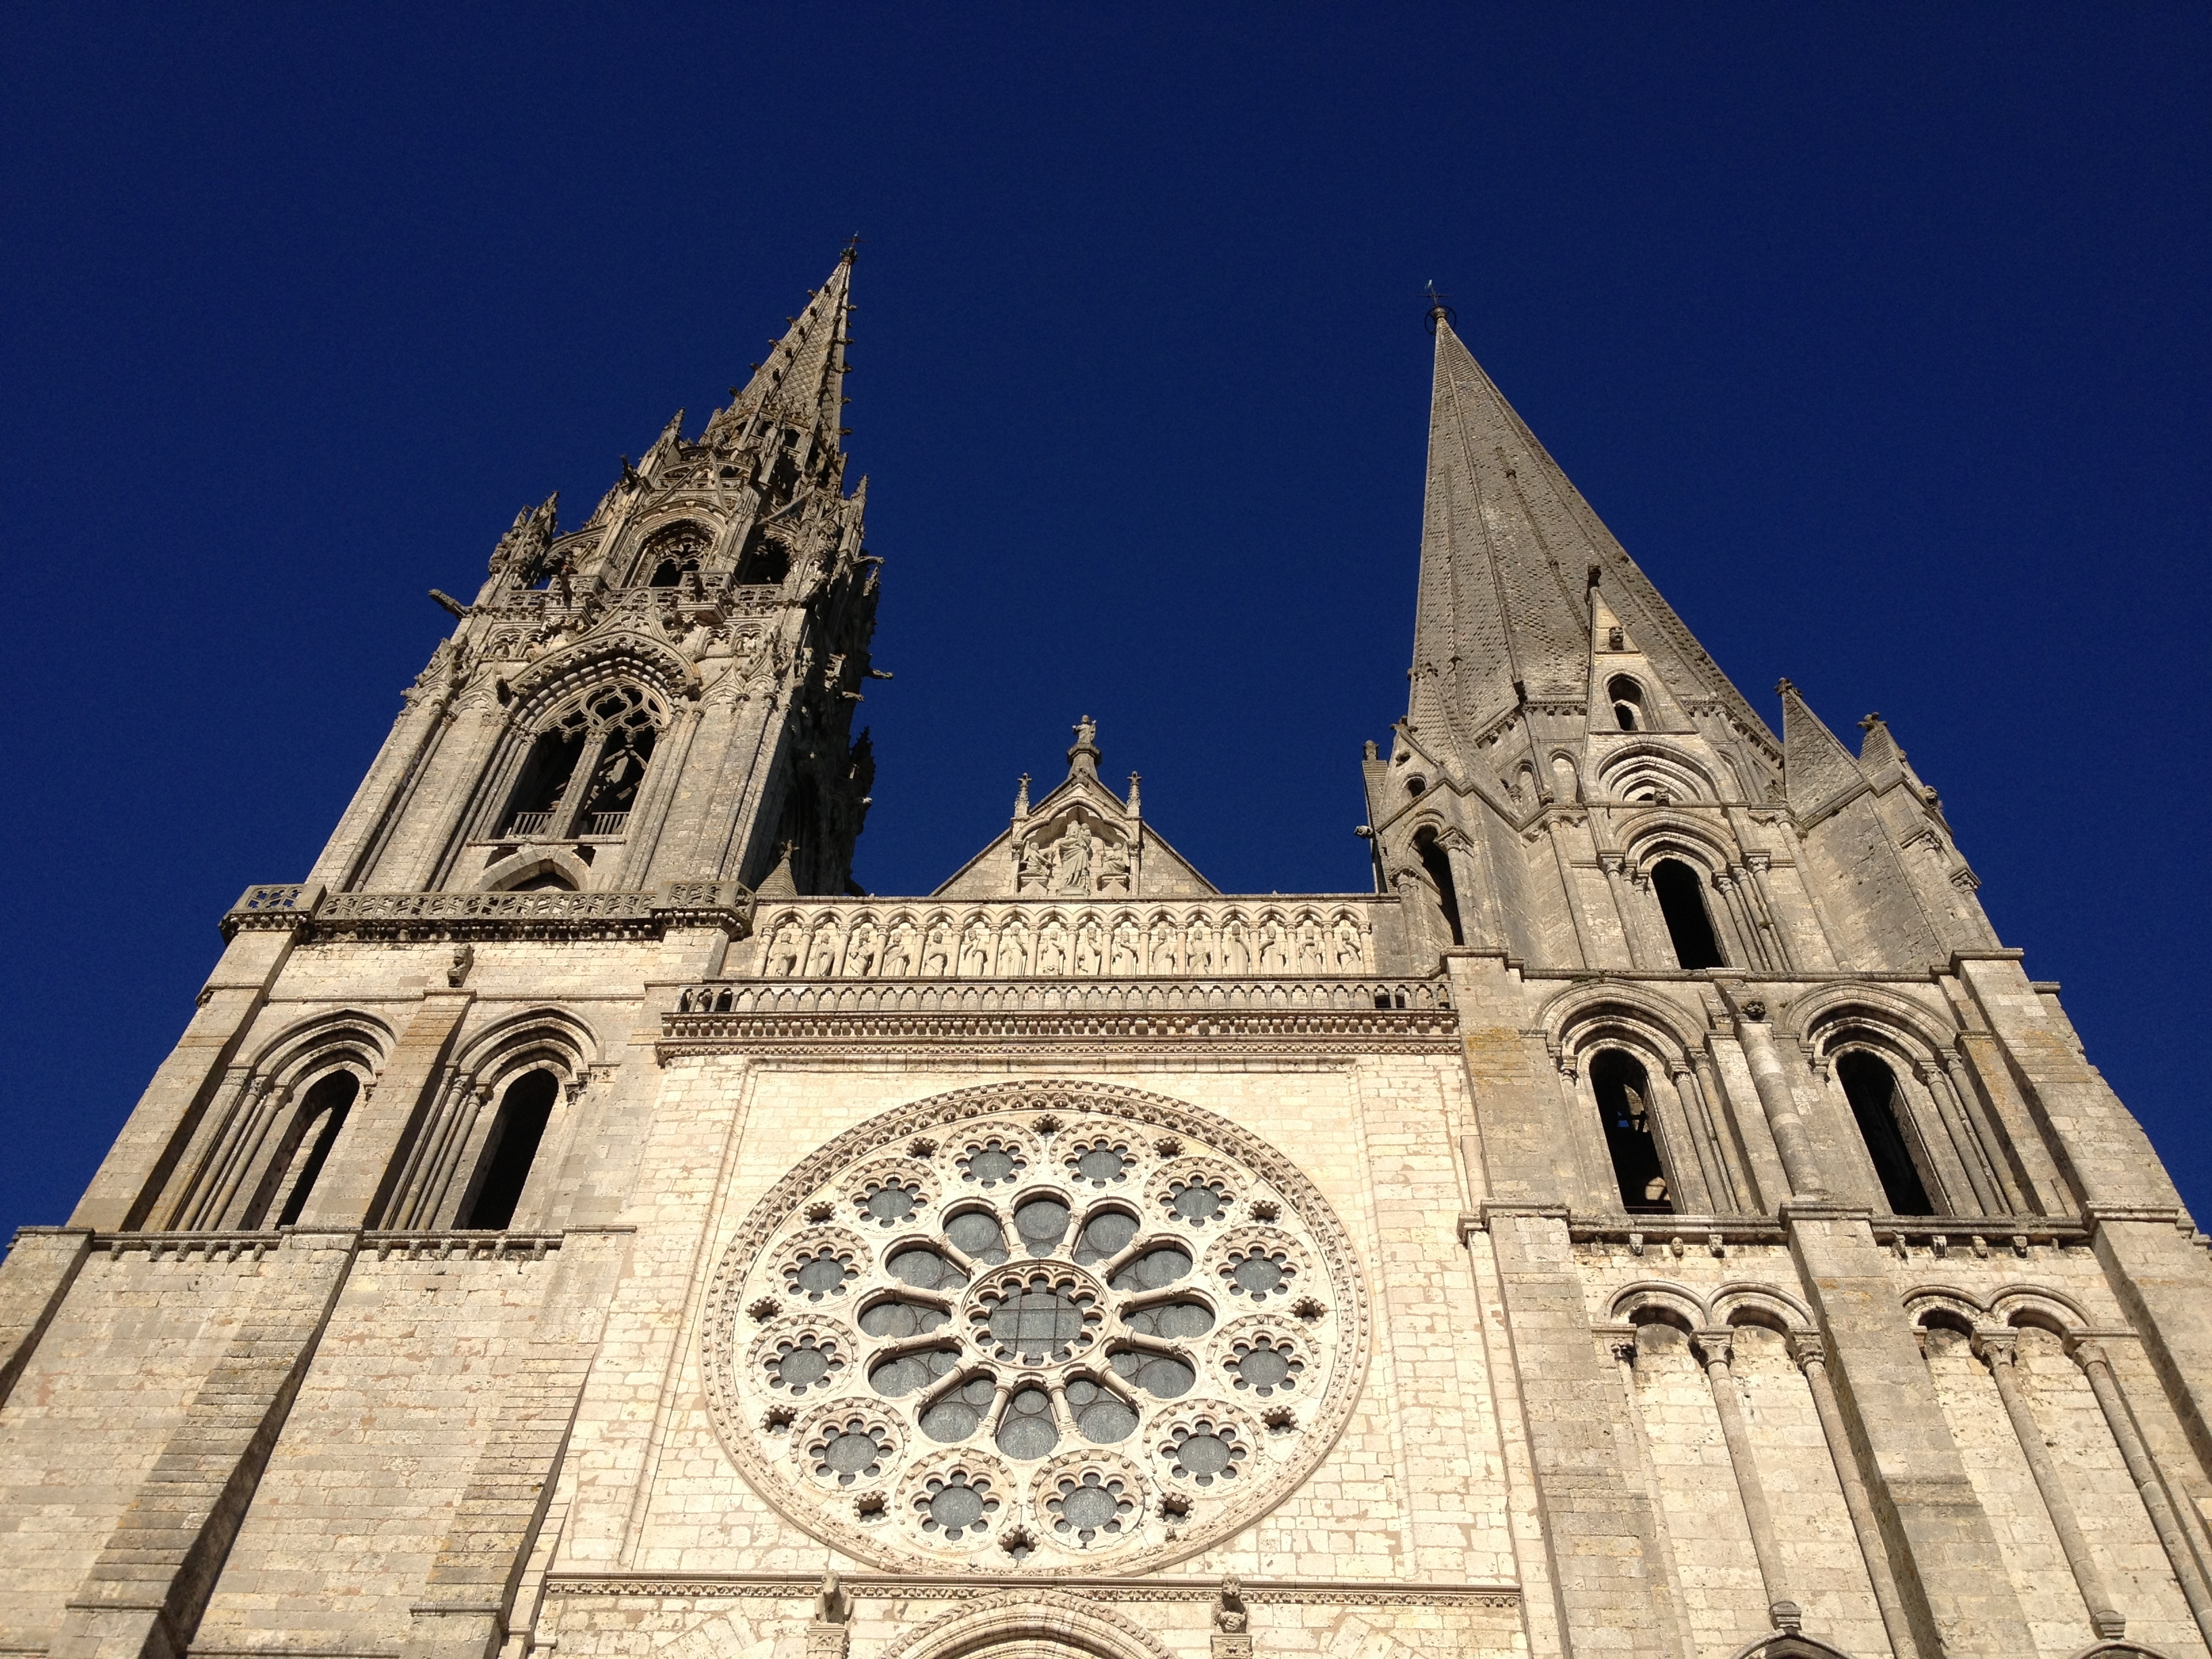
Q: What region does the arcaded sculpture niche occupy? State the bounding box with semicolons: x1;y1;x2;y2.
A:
1016;809;1133;899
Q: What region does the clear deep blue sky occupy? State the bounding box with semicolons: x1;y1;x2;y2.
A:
3;7;2206;1240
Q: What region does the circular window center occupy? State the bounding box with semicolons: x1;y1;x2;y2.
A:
989;1288;1084;1355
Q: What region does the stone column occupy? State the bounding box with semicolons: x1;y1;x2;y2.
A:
1936;1051;2026;1213
1443;830;1498;948
1693;1329;1797;1632
1711;872;1765;971
2070;1338;2212;1647
1671;1061;1746;1210
1972;1332;2125;1640
302;990;473;1227
1731;1002;1826;1197
1741;854;1797;971
1911;1059;1997;1215
1790;1333;1918;1659
1600;854;1649;969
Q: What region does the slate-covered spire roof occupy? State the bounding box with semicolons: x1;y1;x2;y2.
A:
1408;314;1772;772
705;247;854;450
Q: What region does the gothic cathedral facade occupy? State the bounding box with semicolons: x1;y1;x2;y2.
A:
5;252;2209;1659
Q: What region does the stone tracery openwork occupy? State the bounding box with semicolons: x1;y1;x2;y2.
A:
701;1080;1369;1574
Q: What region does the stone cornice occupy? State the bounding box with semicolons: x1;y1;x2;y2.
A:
221;882;752;944
659;1002;1461;1057
543;1572;1519;1607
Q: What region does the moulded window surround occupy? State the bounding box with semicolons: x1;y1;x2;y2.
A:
633;522;712;588
1591;1049;1673;1214
497;684;664;844
457;1069;561;1230
1650;858;1726;970
1837;1050;1939;1215
1607;675;1647;732
1412;829;1465;947
243;1070;361;1229
735;527;791;587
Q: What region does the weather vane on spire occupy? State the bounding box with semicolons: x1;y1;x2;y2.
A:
1424;280;1456;335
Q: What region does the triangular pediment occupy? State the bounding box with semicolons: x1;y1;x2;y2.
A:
932;722;1218;901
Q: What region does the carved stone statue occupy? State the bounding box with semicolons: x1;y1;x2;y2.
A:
1332;916;1362;969
1099;838;1131;891
960;918;990;975
1111;920;1139;973
1296;922;1324;971
1214;1576;1248;1633
1074;920;1103;975
1037;921;1067;976
1056;819;1094;894
806;926;840;977
1223;921;1250;974
844;922;877;977
882;921;915;977
1257;922;1287;972
1148;919;1176;972
816;1572;850;1625
1000;924;1030;976
767;921;802;976
922;923;951;977
1017;840;1050;890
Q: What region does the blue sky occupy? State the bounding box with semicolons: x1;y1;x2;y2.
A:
3;5;2206;1235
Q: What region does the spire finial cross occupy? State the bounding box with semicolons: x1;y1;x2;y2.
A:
1424;280;1457;335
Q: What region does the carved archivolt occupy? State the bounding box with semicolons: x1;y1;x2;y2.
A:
743;902;1376;983
699;1080;1372;1576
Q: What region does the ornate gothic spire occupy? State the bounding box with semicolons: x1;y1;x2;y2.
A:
1407;315;1771;773
703;247;855;455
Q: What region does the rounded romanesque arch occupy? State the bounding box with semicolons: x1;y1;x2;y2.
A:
876;1590;1179;1659
697;1078;1372;1576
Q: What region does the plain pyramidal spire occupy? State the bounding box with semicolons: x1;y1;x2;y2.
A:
1406;307;1770;775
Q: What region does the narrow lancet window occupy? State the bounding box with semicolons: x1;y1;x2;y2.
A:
1593;1050;1672;1213
1652;859;1725;969
246;1071;359;1229
1837;1051;1937;1214
1608;676;1646;731
459;1069;560;1230
1413;828;1465;947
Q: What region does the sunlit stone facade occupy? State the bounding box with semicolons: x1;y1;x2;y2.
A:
4;257;2208;1659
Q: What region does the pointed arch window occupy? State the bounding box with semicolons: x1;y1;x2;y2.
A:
243;1071;359;1229
1607;676;1646;732
633;521;711;588
1412;827;1465;947
1651;858;1726;970
1593;1050;1673;1214
735;527;790;586
458;1069;560;1230
499;684;664;842
1837;1050;1938;1215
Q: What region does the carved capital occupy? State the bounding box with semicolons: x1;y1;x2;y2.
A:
1971;1330;2019;1367
1785;1332;1826;1372
1691;1329;1735;1370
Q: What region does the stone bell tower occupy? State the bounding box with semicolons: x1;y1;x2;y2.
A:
309;245;878;904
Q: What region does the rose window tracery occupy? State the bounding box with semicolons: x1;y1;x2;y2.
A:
703;1083;1366;1573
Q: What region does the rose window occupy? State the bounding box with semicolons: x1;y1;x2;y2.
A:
705;1083;1366;1574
